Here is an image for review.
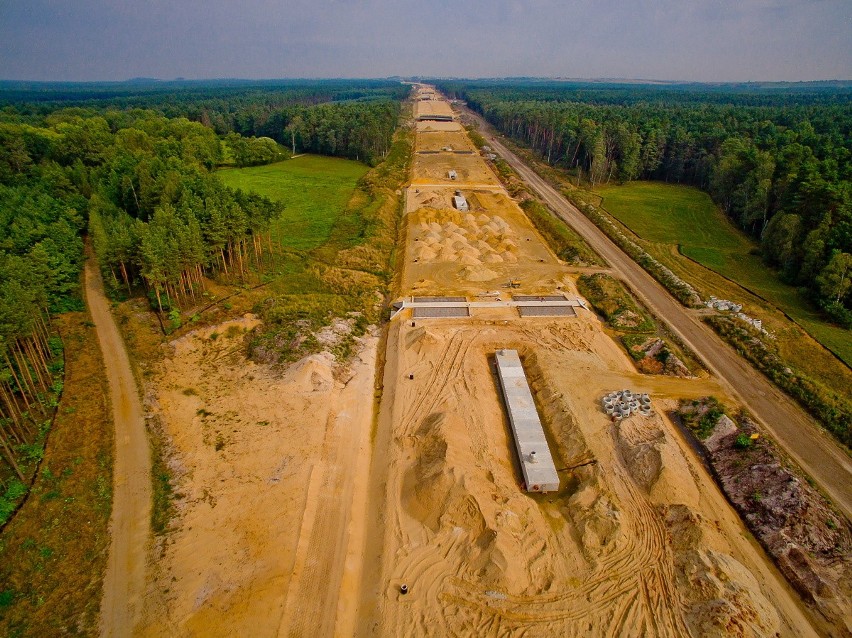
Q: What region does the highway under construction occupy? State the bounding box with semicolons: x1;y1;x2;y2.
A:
356;85;820;637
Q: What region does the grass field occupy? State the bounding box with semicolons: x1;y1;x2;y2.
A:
597;182;852;366
218;155;369;251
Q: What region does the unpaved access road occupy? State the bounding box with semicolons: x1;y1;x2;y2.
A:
465;109;852;519
85;258;151;638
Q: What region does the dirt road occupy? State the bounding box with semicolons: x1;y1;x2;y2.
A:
465;109;852;519
85;258;151;637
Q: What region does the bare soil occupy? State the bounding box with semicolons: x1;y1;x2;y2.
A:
356;86;820;637
686;407;852;635
134;317;377;636
87;258;152;638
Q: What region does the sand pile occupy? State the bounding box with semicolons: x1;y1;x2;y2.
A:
281;352;337;394
404;326;442;355
614;415;699;506
459;265;498;281
666;505;781;637
412;208;519;266
401;409;564;595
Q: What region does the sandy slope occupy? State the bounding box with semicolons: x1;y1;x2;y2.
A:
135;317;377;637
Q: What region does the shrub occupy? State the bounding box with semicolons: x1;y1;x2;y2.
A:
734;433;754;449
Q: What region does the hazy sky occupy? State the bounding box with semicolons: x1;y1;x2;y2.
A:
1;0;850;82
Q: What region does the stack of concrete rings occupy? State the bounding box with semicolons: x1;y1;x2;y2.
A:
601;390;653;420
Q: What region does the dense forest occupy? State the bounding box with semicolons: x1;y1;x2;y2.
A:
0;80;404;506
0;79;406;165
439;81;852;325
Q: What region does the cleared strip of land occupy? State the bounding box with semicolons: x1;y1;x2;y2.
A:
464;108;852;519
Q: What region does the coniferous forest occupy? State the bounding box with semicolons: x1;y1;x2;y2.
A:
439;81;852;326
0;79;403;494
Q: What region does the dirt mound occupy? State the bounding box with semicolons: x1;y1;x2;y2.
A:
694;412;852;633
403;412;466;531
627;337;692;377
405;326;444;354
666;505;781;637
459;265;498;281
401;410;555;593
281;352;337;394
614;415;699;506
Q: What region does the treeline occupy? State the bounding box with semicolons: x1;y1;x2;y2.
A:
0;81;405;487
223;101;400;166
1;80;406;166
441;82;852;324
278;101;400;164
0;135;86;492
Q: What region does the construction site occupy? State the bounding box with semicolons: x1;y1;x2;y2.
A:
128;85;836;638
355;85;821;637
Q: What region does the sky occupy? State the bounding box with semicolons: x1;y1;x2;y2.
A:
0;0;850;82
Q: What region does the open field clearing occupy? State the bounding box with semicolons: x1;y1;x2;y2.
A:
596;182;852;367
218;155;369;251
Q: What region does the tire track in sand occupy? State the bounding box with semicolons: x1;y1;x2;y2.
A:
277;341;377;638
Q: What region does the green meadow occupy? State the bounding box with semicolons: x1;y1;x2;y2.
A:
597;181;851;366
218;154;369;251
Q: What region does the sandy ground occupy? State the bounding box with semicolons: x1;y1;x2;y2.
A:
128;85;824;637
87;258;152;638
415;129;477;153
356;87;819;636
135;318;377;637
467;107;852;522
414;97;456;120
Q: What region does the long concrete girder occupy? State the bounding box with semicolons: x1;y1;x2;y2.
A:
464;108;852;520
